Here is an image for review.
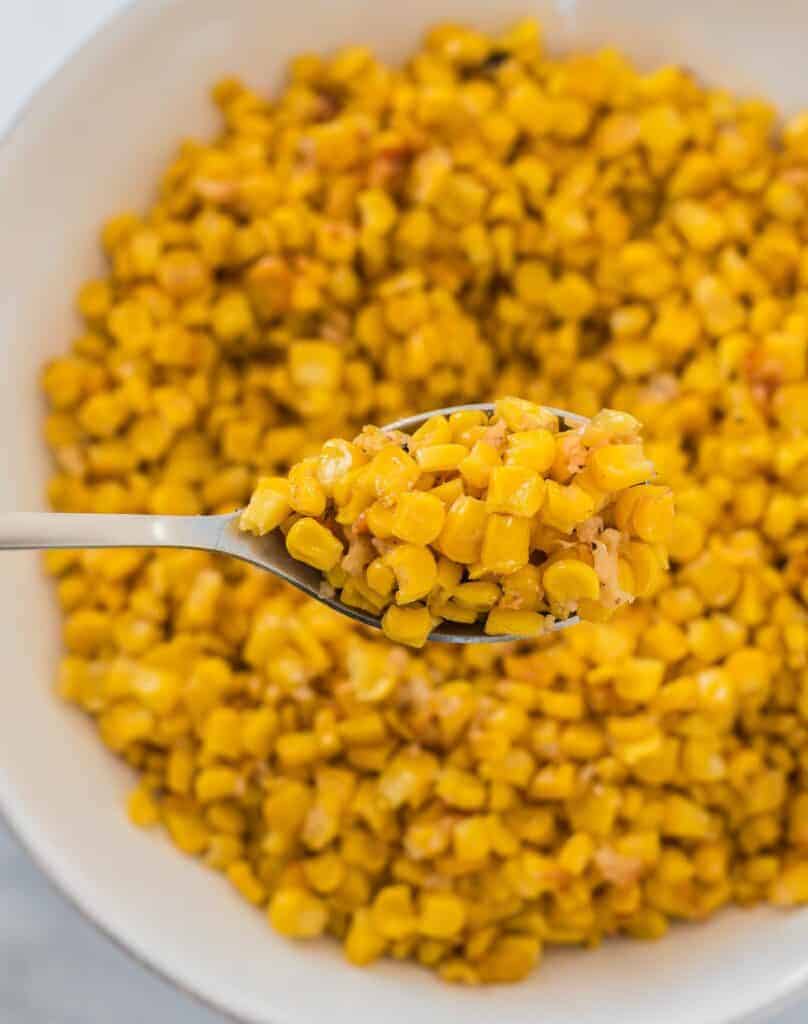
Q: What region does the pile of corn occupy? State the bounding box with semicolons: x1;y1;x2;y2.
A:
41;19;807;984
240;401;671;645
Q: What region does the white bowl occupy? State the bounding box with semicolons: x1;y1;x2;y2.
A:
1;1;806;1021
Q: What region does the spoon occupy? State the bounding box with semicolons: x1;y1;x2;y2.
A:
0;403;588;643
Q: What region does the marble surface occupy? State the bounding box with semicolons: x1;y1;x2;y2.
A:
0;3;805;1022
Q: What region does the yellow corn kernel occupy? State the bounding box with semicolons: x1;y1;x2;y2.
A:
448;409;487;442
480;514;530;574
505;428;556;474
589;444;655;491
227;861;268;905
288;458;327;516
206;835;244;871
486;465;545;517
64;608;111;655
164;810;210;856
435;556;463;594
419;892;467;938
537;690;584;719
430;477;465;506
167;745;194;796
459;440;501;489
530;763;576;800
338;712;386;746
770;863;808;906
371;884;418;940
438;495;488;564
366;558;395;598
241;707;278;759
276;731;320;767
495;397;557;433
195;767;240;803
559;833;594;875
453;817;492;862
429;597;477;623
485;609;547;637
365;499;396;538
127;786;159;828
662;795;714;839
543;559;601;608
384;544;437;604
392;491;446;545
478;935;541;983
415;443;468;473
239;477;291;535
542;481;596;533
303;852;346;894
437;767;486;810
317;439;367;493
626;542;668;597
285;518;343;572
367;446;420;499
269;887;328;938
203;707;242;759
453;581;500;612
345;908;388;965
99;702;154;752
409;415;452;449
381;604;435;648
615;658;665;702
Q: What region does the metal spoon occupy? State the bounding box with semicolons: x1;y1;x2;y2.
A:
0;403;587;643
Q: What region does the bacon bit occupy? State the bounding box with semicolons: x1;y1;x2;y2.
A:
352;512;370;535
398;675;434;711
576;516;604;545
371;537;397;557
641;373;679;404
593;528;634;609
193;177;238;203
388;648;409;673
341;535;375;576
481;418;508;449
322;308;351;342
313;92;340;122
295;136;318;169
368;144;414;188
594;846;645;887
744;348;783;384
782;167;808;186
502;653;556;686
556;430;588;477
353;424;409;453
56;445;86;477
744;347;784;406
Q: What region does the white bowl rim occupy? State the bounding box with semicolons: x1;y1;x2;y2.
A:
1;3;807;1023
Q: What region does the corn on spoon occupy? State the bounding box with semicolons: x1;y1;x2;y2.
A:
0;403;587;643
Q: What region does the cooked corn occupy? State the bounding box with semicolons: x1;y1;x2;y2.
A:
41;17;808;988
241;402;666;644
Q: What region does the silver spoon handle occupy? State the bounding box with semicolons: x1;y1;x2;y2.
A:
0;512;227;552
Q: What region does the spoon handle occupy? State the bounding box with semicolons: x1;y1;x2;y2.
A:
0;512;228;552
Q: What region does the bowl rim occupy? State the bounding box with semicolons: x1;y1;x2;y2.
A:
1;2;807;1022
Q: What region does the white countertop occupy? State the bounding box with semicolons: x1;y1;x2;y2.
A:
0;4;804;1022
